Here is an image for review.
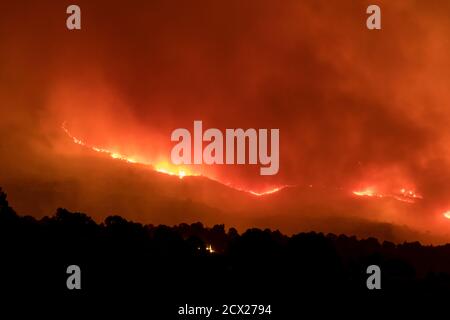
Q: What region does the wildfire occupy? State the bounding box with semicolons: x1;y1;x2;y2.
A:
206;244;215;253
249;187;285;196
62;122;139;165
395;188;423;203
61;124;450;220
154;162;195;179
352;187;423;204
353;188;382;198
62;122;284;195
443;211;450;219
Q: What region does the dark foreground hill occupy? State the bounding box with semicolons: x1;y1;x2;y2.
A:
1;187;449;316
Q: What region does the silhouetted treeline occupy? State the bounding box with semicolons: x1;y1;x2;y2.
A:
1;187;449;314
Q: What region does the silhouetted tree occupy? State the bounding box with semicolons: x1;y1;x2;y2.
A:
1;185;450;308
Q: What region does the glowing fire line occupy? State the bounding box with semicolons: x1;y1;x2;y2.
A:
62;122;286;196
352;187;423;204
61;124;450;219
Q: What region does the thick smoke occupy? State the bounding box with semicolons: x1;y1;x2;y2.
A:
1;0;449;242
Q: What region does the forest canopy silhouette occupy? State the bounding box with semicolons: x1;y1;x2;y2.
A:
2;185;450;309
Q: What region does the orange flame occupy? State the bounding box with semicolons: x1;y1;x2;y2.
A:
353;186;423;203
249;187;285;196
154;162;196;179
443;211;450;219
353;187;382;198
62;122;285;195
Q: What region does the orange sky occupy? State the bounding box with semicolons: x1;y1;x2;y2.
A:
1;0;450;243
